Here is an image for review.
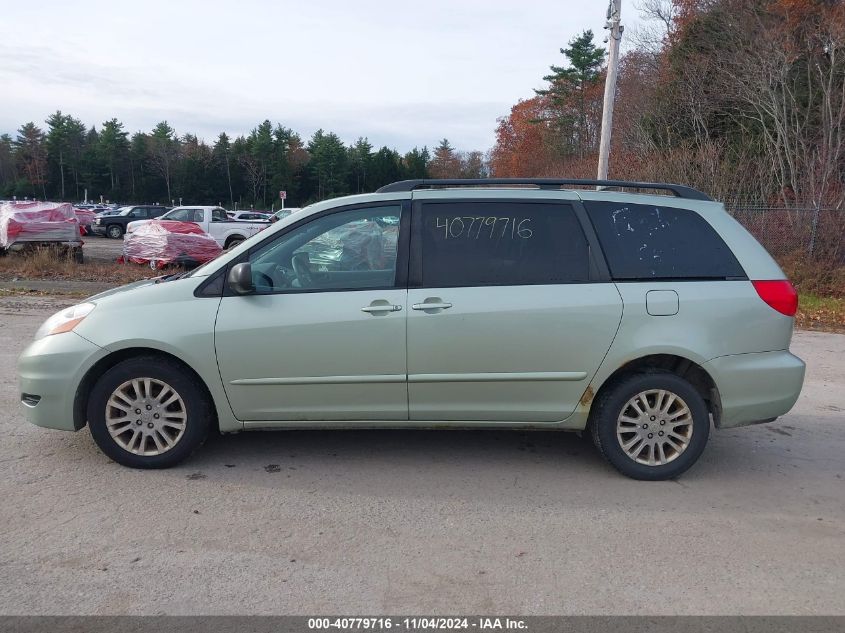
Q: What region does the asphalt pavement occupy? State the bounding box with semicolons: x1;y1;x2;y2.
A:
0;296;842;615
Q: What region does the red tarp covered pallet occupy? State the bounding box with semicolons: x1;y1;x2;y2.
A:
0;201;82;249
120;220;222;269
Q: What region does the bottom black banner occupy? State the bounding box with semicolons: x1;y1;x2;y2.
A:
0;616;842;633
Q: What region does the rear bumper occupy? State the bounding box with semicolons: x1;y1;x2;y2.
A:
703;350;806;428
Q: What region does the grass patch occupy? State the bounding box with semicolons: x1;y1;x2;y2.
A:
797;293;845;332
0;247;157;285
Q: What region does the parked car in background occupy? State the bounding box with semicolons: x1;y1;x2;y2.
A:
92;205;171;238
73;208;97;234
18;178;805;478
227;211;271;222
271;207;301;222
127;206;268;249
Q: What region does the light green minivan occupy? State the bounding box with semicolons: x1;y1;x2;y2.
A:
18;179;806;479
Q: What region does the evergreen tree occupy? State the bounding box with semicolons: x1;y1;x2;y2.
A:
45;111;71;200
80;126;107;202
128;132;149;201
0;134;15;197
176;134;214;204
249;120;274;207
348;137;373;193
307;130;349;201
368;146;402;190
15;122;48;199
99;118;129;197
212;132;235;208
402;146;430;179
148;121;179;203
64;116;87;200
535;30;606;157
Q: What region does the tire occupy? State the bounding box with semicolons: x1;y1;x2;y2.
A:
590;373;710;480
87;356;213;468
106;224;124;239
225;236;244;250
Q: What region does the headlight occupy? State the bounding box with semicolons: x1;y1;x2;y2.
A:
34;303;96;340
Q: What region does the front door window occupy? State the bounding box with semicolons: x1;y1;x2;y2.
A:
248;205;402;293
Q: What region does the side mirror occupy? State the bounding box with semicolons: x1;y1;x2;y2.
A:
227;262;254;295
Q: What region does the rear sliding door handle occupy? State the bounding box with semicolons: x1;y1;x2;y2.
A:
411;301;453;311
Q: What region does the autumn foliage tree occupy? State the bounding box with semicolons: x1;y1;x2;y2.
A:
493;31;607;178
490;97;558;177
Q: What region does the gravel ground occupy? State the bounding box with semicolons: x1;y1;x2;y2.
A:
81;234;125;263
0;296;842;615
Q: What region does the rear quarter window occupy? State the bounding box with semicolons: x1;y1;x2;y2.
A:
585;201;746;280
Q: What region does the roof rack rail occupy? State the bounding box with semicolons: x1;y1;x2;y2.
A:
375;178;713;201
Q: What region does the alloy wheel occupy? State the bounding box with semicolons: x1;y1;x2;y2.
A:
104;377;187;456
615;389;693;466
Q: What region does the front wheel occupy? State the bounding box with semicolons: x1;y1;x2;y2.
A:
87;356;212;468
225;236;244;250
590;373;710;480
106;224;124;239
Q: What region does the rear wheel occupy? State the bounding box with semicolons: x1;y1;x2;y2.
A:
106;224;124;239
590;373;710;480
87;356;212;468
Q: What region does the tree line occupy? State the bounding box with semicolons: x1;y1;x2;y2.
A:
0;118;488;208
5;0;843;214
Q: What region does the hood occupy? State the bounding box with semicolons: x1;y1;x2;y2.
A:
126;218;153;233
86;273;186;302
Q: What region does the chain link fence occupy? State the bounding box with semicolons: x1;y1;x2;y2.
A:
724;203;845;262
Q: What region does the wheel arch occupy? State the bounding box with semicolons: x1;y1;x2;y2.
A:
224;234;245;249
73;347;219;432
588;353;722;429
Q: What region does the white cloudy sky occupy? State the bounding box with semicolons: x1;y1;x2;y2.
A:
0;0;641;152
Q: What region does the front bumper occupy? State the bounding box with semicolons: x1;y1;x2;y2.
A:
703;350;806;428
18;332;107;431
90;224;108;236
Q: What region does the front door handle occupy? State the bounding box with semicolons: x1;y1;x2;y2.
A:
361;302;402;314
411;299;453;311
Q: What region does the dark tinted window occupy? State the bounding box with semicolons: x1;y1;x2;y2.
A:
585;201;745;280
420;201;590;287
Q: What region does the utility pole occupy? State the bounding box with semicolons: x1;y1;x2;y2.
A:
597;0;623;181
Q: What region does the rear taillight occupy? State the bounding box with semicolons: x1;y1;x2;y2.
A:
752;280;798;317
